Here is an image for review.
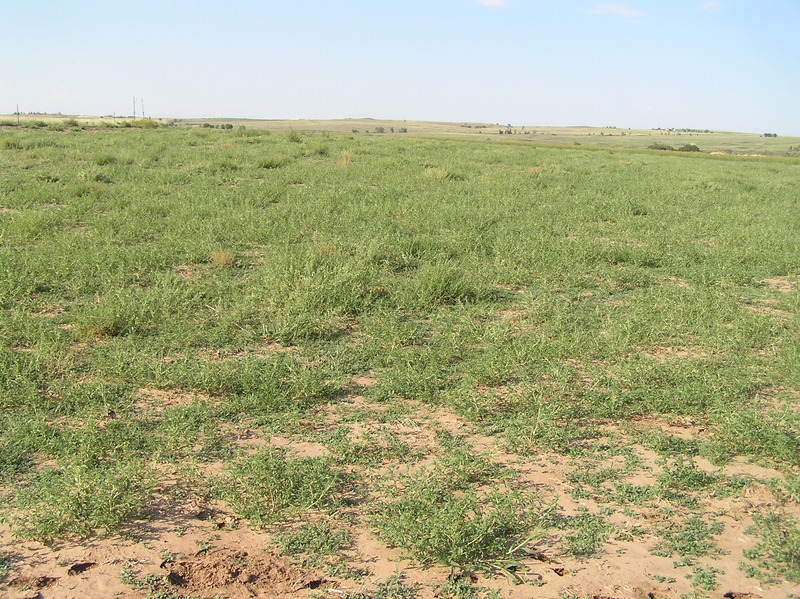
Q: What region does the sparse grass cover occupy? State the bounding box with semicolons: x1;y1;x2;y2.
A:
1;125;800;597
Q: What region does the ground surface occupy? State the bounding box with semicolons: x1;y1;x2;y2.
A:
1;124;799;599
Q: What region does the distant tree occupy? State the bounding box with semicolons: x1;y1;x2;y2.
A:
375;126;385;133
352;129;359;133
399;127;408;133
678;144;700;152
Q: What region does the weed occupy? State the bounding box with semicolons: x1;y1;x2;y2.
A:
650;515;724;558
373;474;538;572
93;153;117;166
0;550;11;581
564;510;614;557
743;511;800;583
257;156;289;169
7;460;152;543
424;167;463;182
685;565;723;590
436;574;501;599
305;143;329;157
658;457;718;491
275;520;352;563
767;474;800;504
369;574;418;599
214;447;343;526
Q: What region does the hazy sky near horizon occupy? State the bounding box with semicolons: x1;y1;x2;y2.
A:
2;0;798;135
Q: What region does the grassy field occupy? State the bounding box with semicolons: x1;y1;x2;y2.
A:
1;122;799;598
5;113;800;155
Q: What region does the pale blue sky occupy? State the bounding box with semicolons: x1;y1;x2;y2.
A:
2;1;798;134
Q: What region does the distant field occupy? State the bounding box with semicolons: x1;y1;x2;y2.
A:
1;124;799;598
4;112;800;155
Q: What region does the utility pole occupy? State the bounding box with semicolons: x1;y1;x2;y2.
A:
133;96;136;119
141;98;144;119
16;104;20;125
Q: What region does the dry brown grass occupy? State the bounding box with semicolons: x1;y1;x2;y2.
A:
211;250;236;268
339;150;354;166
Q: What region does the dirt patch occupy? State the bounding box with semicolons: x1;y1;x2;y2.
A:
638;345;709;363
662;276;691;288
742;300;792;319
351;374;377;388
163;548;322;597
760;276;797;293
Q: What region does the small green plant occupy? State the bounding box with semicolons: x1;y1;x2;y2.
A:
370;574;417;599
685;565;723;590
564;511;614;557
373;474;538;574
305;143;329;156
120;562;175;597
650;516;724;558
424;167;463;182
8;460;152;543
214;447;343;526
658;457;718;491
93;153;117;165
436;574;501;599
743;511;800;583
0;550;11;581
275;520;352;563
256;156;288;169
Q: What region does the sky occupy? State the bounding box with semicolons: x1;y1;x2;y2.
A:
1;0;798;135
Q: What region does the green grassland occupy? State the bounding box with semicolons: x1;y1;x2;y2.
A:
6;113;800;155
1;122;799;597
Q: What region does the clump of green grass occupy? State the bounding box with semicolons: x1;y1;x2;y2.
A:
256;156;289;169
213;447;344;527
6;460;153;543
424;167;463;181
93;153;117;165
373;473;538;572
305;143;329;157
